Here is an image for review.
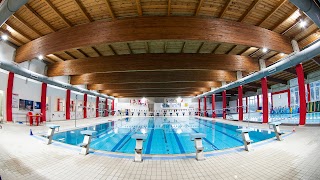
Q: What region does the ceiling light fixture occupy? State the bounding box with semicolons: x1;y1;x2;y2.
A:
299;20;307;28
280;53;285;56
262;47;268;53
1;34;8;41
38;55;44;60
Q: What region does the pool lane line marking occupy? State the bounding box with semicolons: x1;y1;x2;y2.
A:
30;130;294;160
145;120;155;154
171;125;186;154
111;130;133;152
196;119;243;144
191;128;219;150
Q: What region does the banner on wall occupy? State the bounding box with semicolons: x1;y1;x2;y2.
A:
34;102;41;109
164;98;183;103
19;99;34;111
12;93;19;108
130;99;148;106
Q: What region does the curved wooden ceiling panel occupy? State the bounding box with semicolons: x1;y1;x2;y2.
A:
88;82;221;91
15;16;293;62
70;70;236;85
47;53;259;76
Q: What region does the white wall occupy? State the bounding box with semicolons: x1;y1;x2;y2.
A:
0;69;8;121
12;74;42;122
70;91;84;119
272;92;289;108
47;85;66;121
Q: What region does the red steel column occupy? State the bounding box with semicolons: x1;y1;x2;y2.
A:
105;100;109;117
238;86;243;121
198;98;201;116
212;94;216;118
261;77;269;123
296;63;306;125
204;96;207;117
96;97;99;117
6;72;14;122
111;100;115;116
222;90;226;119
84;94;87;118
257;95;260;110
41;83;47;122
66;90;71;120
246;97;248;113
307;84;311;102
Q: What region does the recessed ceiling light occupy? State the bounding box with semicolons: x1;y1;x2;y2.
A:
280;53;285;56
1;34;8;41
300;20;307;28
38;55;44;60
262;47;268;53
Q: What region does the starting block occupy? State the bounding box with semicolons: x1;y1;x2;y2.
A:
80;130;97;155
131;134;148;162
190;133;206;161
45;124;60;145
269;122;284;141
236;128;253;151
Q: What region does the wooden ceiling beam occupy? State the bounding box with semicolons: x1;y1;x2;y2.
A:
181;42;186;53
267;77;287;84
145;42;149;53
11;14;42;36
64;51;77;59
47;54;259;76
101;88;211;94
53;54;66;61
43;0;72;27
70;70;237;85
111;93;195;97
226;45;237;54
164;42;167;53
238;47;251;55
0;28;24;45
92;47;103;56
195;0;204;16
3;23;32;41
73;0;93;22
77;49;89;58
109;44;117;55
168;0;171;16
135;0;143;16
127;43;132;54
88;82;222;91
219;0;233;18
24;4;56;32
239;0;262;22
211;44;221;54
46;54;64;62
103;0;115;19
15;17;293;62
271;9;298;31
196;42;204;53
297;28;319;42
257;0;288;26
312;57;320;66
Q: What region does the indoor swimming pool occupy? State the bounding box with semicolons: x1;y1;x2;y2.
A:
52;117;275;154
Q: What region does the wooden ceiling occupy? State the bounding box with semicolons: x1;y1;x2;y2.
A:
0;0;319;97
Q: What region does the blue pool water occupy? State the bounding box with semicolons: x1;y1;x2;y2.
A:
52;117;275;154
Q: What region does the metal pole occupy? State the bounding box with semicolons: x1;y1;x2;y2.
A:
75;94;77;127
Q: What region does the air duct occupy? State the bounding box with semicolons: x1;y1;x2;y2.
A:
0;60;114;100
289;0;320;27
0;0;29;27
197;39;320;98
